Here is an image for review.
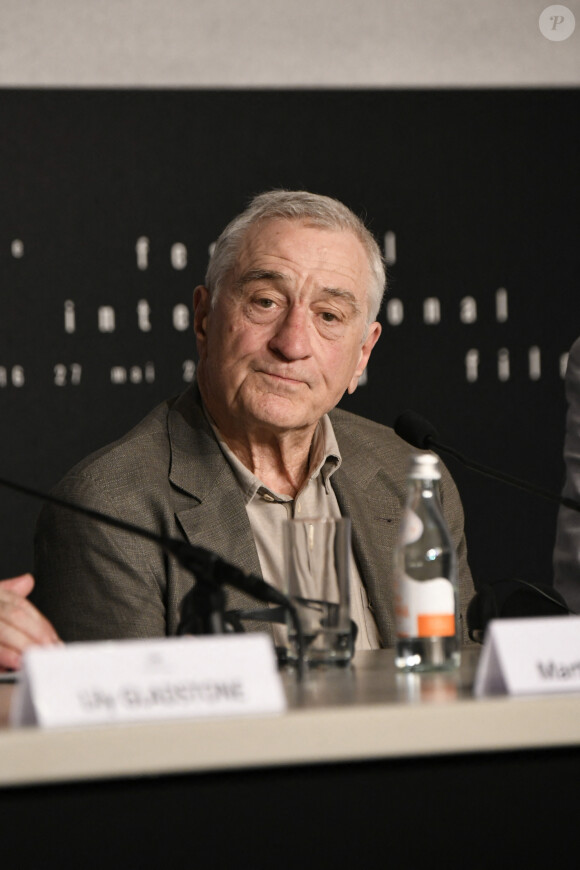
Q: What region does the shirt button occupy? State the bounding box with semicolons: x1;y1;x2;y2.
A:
261;492;276;503
296;502;302;514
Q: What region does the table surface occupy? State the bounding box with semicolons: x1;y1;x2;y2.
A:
1;646;580;788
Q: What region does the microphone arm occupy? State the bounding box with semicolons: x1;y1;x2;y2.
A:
428;438;580;513
0;474;305;677
394;410;580;514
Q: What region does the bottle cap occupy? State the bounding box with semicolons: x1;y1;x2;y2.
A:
408;452;441;480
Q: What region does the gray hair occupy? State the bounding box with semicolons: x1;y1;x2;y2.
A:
205;190;386;324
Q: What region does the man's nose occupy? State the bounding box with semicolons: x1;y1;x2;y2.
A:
268;305;312;360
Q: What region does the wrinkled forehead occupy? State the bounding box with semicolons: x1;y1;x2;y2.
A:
232;218;372;294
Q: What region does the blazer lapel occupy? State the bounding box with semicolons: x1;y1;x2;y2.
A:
167;387;269;619
331;416;406;647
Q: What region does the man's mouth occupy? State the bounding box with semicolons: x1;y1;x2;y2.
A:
260;370;306;386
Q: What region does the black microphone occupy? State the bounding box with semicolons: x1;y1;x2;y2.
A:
0;473;304;674
394;409;438;451
394;409;580;513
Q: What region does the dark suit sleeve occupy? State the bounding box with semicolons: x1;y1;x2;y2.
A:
33;471;169;642
554;337;580;611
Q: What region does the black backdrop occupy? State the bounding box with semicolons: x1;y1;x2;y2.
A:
0;89;578;591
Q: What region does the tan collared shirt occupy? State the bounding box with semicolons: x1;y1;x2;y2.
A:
206;412;382;650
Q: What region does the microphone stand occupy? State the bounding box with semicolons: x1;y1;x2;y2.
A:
0;474;305;679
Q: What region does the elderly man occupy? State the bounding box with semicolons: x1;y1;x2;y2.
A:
32;190;474;648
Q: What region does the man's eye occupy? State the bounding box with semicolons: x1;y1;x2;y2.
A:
256;297;275;308
321;311;339;322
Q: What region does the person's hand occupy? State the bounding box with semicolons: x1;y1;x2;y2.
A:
0;573;61;671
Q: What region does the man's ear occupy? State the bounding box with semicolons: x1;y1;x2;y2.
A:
193;285;211;346
347;321;382;394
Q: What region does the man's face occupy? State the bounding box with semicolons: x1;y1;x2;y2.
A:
194;219;381;440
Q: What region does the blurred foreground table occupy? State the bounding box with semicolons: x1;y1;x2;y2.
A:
1;647;579;867
1;647;580;786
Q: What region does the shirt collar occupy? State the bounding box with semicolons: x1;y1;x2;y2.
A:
202;404;342;505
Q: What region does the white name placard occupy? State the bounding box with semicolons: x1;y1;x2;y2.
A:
10;633;286;728
474;616;580;697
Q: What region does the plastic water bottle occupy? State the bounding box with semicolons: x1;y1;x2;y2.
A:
394;453;460;671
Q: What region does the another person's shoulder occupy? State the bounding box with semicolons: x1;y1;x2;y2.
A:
567;336;580;373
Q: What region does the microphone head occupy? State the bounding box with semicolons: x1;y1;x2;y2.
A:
394;410;439;450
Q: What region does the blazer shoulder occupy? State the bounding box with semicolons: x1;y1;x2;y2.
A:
329;407;463;507
329;407;410;461
55;395;177;495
